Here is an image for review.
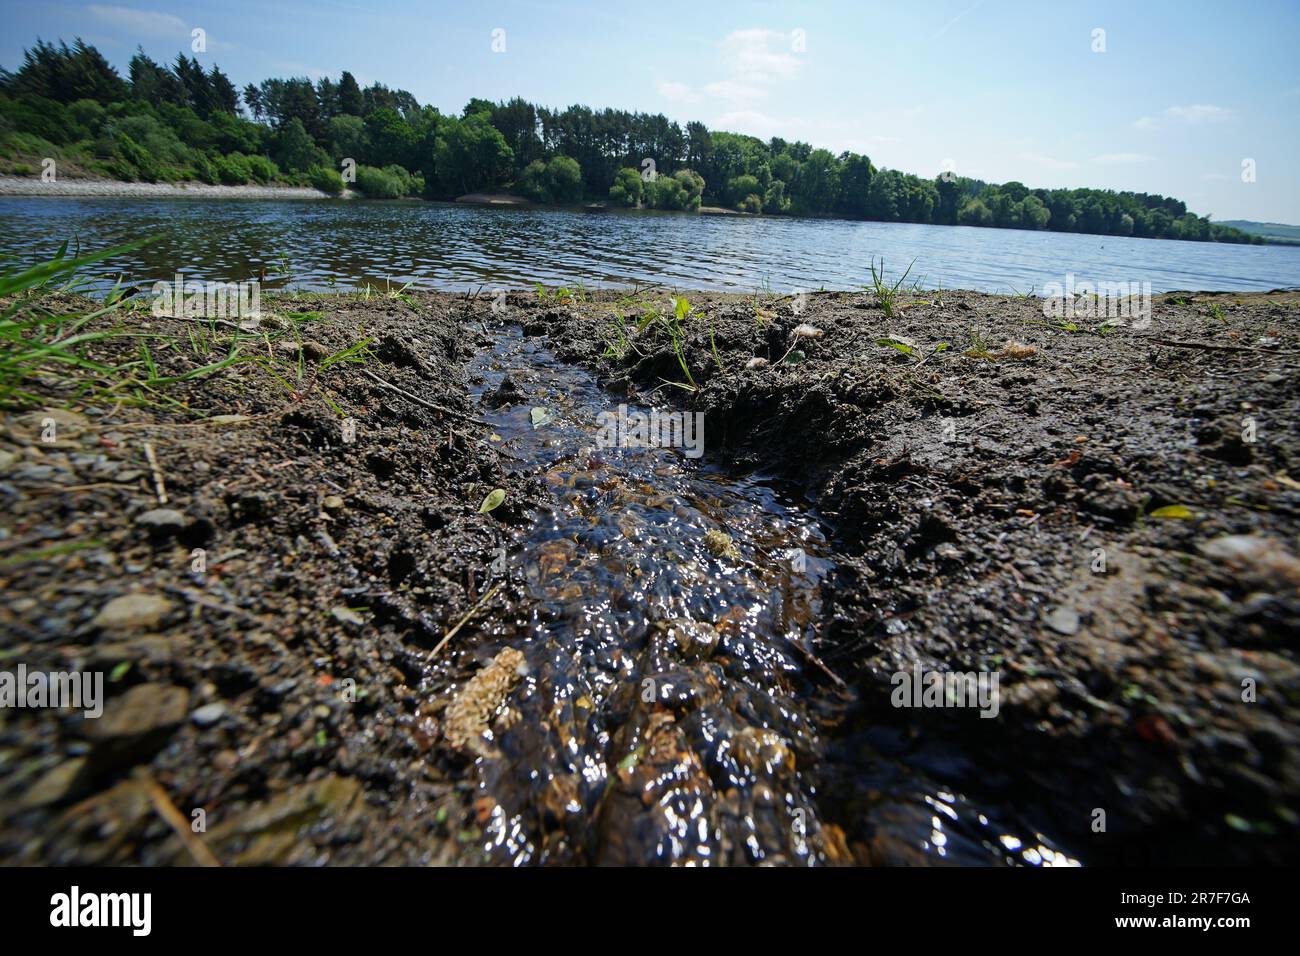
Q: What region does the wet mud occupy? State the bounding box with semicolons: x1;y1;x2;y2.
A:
2;285;1297;865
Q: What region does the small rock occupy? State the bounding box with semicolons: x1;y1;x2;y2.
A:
135;508;187;538
1200;535;1300;591
1043;606;1080;636
322;495;346;514
92;593;175;631
21;757;92;808
330;606;365;627
191;702;228;727
87;683;190;769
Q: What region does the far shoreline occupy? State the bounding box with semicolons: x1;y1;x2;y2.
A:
0;175;332;200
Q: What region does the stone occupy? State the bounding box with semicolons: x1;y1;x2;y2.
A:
191;702;228;727
92;594;175;631
1043;606;1080;636
135;508;187;537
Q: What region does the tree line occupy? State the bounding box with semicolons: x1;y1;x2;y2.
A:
0;38;1260;243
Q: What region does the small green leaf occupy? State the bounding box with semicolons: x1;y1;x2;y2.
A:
109;661;131;682
530;407;554;429
876;336;916;355
479;488;506;513
934;342;951;352
784;349;806;365
1149;504;1195;520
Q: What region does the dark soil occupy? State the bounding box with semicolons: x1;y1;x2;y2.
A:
524;285;1300;865
2;285;1298;865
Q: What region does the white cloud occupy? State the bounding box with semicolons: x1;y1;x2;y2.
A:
1018;151;1080;171
712;110;783;138
702;79;763;104
718;28;802;85
1166;103;1232;123
656;80;697;103
86;5;186;36
1091;152;1154;164
1134;104;1232;129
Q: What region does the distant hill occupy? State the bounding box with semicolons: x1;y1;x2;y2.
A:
1216;220;1300;245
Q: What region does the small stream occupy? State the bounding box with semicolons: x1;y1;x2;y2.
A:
459;324;1079;866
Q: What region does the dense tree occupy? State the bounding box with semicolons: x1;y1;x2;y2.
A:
0;38;1264;241
337;71;364;117
434;112;513;195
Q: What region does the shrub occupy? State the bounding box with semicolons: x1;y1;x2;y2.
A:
115;132;159;182
517;155;584;204
212;152;252;185
609;167;642;207
308;164;345;195
244;154;279;183
354;163;405;198
646;169;704;211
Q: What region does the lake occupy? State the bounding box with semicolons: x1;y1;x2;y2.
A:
2;195;1298;296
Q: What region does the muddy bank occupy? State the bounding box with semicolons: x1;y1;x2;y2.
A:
2;285;1298;866
520;285;1300;864
0;293;550;864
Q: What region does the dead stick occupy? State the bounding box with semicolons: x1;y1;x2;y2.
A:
142;441;168;504
784;635;847;688
430;582;502;657
360;368;487;425
142;776;221;867
1148;337;1280;354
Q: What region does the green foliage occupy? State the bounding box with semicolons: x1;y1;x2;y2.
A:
646;169;704;211
609;167;642;207
274;117;328;173
518;155;583;203
866;257;916;319
433;112;513;196
0;36;1264;244
353;163;419;198
308;164;345;195
211;152;251;185
328;113;367;162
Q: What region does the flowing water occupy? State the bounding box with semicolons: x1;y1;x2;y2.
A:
458;324;1080;866
2;196;1299;295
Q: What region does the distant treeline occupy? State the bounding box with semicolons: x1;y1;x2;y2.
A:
0;38;1261;243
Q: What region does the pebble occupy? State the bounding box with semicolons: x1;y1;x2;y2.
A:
135;508;187;537
1043;606;1081;636
322;495;346;513
92;593;175;631
191;702;228;727
88;683;190;757
331;606;365;627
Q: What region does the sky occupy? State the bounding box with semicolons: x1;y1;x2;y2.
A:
3;0;1298;222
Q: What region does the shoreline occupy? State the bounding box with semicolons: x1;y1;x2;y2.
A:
0;175;332;200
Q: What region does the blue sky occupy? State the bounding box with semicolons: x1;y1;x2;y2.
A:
4;0;1298;222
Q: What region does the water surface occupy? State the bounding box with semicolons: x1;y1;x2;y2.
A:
2;196;1297;294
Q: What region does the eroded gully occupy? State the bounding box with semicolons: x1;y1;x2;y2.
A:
450;323;1079;866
